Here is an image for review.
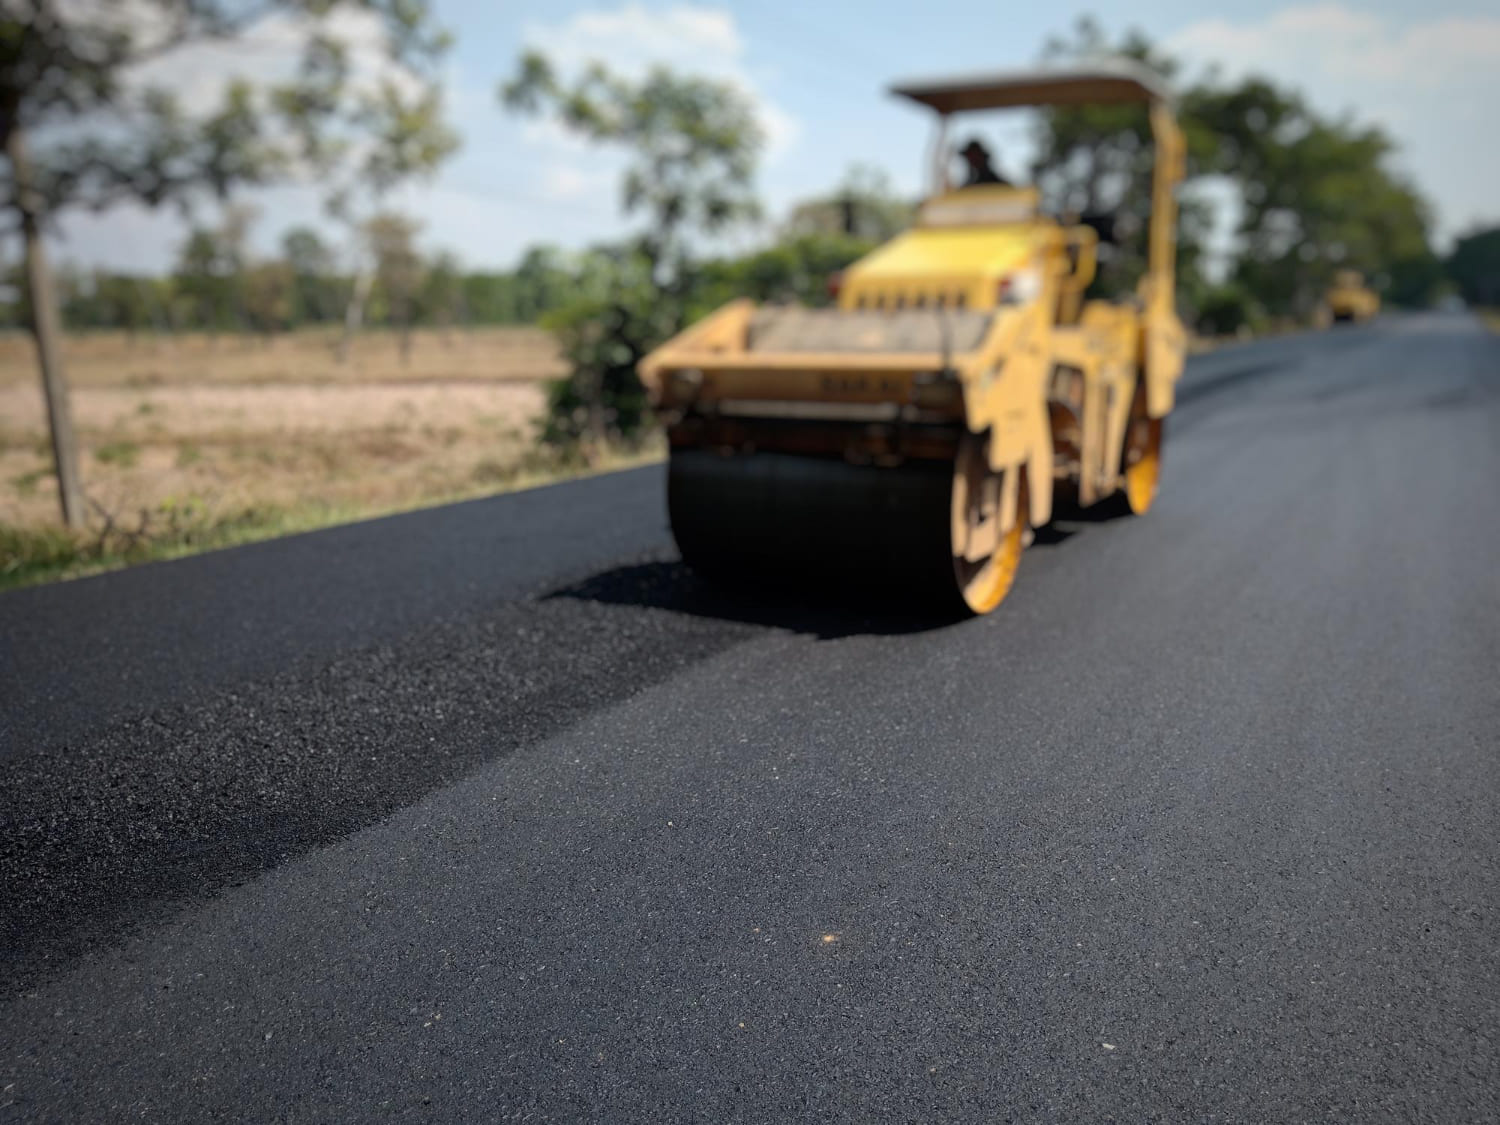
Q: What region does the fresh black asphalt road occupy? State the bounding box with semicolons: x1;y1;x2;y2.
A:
1;314;1496;1122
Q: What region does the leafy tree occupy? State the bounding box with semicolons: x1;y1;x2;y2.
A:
1385;250;1447;309
1193;282;1265;338
1;0;454;525
420;250;465;336
1196;90;1435;316
169;203;258;334
1030;19;1220;305
52;267;93;327
1033;18;1439;324
0;258;28;328
281;226;340;325
1446;226;1500;307
458;271;521;325
242;260;296;336
503;54;763;284
96;274;142;333
510;246;574;323
215;201;259;329
173;227;232;333
502;55;764;446
324;80;459;360
62;272;164;336
364;211;423;361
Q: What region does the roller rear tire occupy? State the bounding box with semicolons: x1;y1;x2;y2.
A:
1122;415;1163;515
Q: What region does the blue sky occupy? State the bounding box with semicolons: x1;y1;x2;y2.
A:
57;1;1500;273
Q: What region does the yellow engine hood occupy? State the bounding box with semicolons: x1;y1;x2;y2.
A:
839;223;1045;313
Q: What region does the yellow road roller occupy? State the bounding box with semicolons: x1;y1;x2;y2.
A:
639;61;1186;614
1325;269;1379;324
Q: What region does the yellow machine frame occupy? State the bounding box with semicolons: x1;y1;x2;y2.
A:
640;61;1187;613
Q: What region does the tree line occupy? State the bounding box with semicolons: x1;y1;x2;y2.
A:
1;223;581;338
7;170;1489;348
0;196;892;347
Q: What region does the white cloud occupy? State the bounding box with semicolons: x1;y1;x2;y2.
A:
1170;5;1500;88
518;3;801;168
524;4;744;73
122;6;420;112
501;5;801;258
1166;4;1500;241
542;165;609;200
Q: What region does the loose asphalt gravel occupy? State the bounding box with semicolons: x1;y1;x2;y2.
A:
1;313;1496;1122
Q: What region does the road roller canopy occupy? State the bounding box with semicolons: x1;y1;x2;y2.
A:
889;59;1172;115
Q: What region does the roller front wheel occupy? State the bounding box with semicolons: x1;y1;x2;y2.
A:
666;439;1029;616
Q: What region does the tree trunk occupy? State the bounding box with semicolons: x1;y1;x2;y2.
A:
7;124;85;528
338;268;374;364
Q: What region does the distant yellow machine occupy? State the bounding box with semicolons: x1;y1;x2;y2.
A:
640;62;1186;614
1326;270;1380;324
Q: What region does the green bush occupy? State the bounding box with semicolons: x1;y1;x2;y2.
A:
538;246;674;447
538;233;877;448
1194;284;1264;337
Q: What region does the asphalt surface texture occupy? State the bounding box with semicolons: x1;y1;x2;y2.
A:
1;313;1496;1122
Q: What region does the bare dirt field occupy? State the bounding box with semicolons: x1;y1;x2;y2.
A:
1;327;563;531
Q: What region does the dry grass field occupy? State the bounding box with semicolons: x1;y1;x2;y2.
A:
0;324;567;389
0;326;651;586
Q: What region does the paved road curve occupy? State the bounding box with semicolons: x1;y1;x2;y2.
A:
2;315;1496;1121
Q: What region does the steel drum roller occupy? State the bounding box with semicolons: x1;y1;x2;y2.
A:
667;450;955;600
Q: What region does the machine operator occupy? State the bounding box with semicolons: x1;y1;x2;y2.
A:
959;138;1012;187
